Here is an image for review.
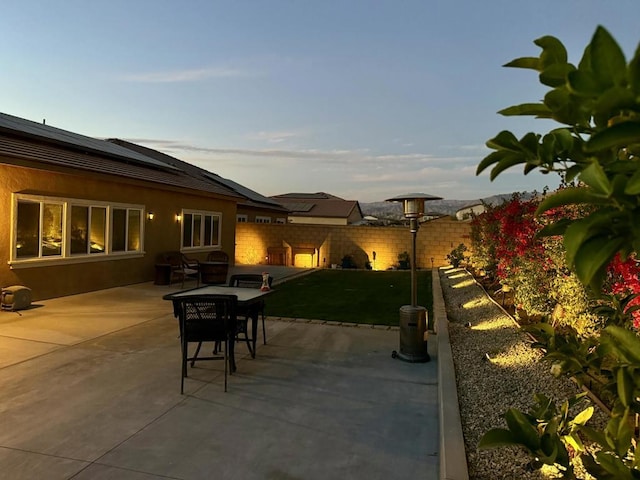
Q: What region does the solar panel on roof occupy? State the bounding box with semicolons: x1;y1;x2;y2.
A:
281;202;315;212
0;112;179;171
202;173;285;208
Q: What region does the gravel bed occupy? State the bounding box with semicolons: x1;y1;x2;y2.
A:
439;267;606;480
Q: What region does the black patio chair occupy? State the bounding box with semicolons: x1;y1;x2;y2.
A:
172;294;237;394
163;252;199;288
229;273;273;349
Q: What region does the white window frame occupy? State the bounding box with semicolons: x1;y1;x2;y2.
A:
181;209;222;251
10;194;145;268
255;216;271;224
236;214;248;223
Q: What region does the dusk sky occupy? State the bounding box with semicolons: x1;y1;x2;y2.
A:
3;1;639;202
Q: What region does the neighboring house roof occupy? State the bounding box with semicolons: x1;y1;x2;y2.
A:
456;201;483;211
109;139;287;213
270;192;363;220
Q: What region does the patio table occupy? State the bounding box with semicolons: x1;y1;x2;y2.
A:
163;285;272;370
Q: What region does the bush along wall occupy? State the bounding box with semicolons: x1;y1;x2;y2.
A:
473;26;640;479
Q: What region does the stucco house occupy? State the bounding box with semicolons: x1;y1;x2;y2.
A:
455;202;486;221
270;192;363;225
0;112;281;300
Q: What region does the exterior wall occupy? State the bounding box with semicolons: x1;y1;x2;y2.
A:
1;162;237;300
235;218;471;270
347;207;363;224
287;216;347;226
236;206;287;224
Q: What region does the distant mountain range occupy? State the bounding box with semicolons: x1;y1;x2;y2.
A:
360;193;534;219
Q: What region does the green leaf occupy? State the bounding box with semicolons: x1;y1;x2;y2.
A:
535;187;609;215
564;220;592;267
594;451;634;479
477;150;509;175
565;164;583;183
624;166;640;194
504;57;540;70
579;162;612;195
498;103;552;117
593;87;637;118
590;26;628;88
548;128;574;152
477;428;517;449
573;235;625;289
505;408;541;450
630;44;640;95
567;69;602;96
520;132;541;152
586;122;640;153
539;433;559;462
572;406;594;426
490;154;527;180
534;35;568;69
616;368;634;408
604;326;640;364
540;62;575;88
486;130;521;151
612;410;633;458
564;432;586;453
580;425;609;448
523;163;538;175
537;218;573;237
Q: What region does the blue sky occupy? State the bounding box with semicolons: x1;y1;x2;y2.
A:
2;1;639;202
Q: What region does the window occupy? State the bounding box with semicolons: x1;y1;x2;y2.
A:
181;209;221;250
12;194;144;264
275;217;286;224
16;199;64;258
236;214;248;223
255;216;271;224
112;208;142;253
70;205;107;255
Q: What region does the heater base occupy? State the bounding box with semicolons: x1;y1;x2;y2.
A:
392;305;430;363
391;350;430;363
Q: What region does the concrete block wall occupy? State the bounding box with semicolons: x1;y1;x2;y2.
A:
235;218;471;270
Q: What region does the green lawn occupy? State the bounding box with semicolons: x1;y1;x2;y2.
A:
265;269;433;326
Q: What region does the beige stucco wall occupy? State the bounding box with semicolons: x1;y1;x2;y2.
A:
286;216;348;225
235;218;471;270
1;162;237;300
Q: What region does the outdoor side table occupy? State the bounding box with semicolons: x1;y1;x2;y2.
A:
154;264;172;285
199;261;229;284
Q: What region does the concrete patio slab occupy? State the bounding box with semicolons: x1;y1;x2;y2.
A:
0;271;441;480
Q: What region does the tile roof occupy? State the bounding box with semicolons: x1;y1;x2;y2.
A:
270;192;362;219
0;112;177;171
109;139;287;212
0;111;249;200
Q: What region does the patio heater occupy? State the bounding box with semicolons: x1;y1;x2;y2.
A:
386;192;442;362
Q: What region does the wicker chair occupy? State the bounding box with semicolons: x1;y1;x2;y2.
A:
171;294;237;393
162;252;199;288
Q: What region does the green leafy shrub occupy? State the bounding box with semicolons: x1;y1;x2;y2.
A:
341;254;357;269
397;251;410;270
446;243;467;267
476;26;640;478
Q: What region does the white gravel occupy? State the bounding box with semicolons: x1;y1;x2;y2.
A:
439;267;605;480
